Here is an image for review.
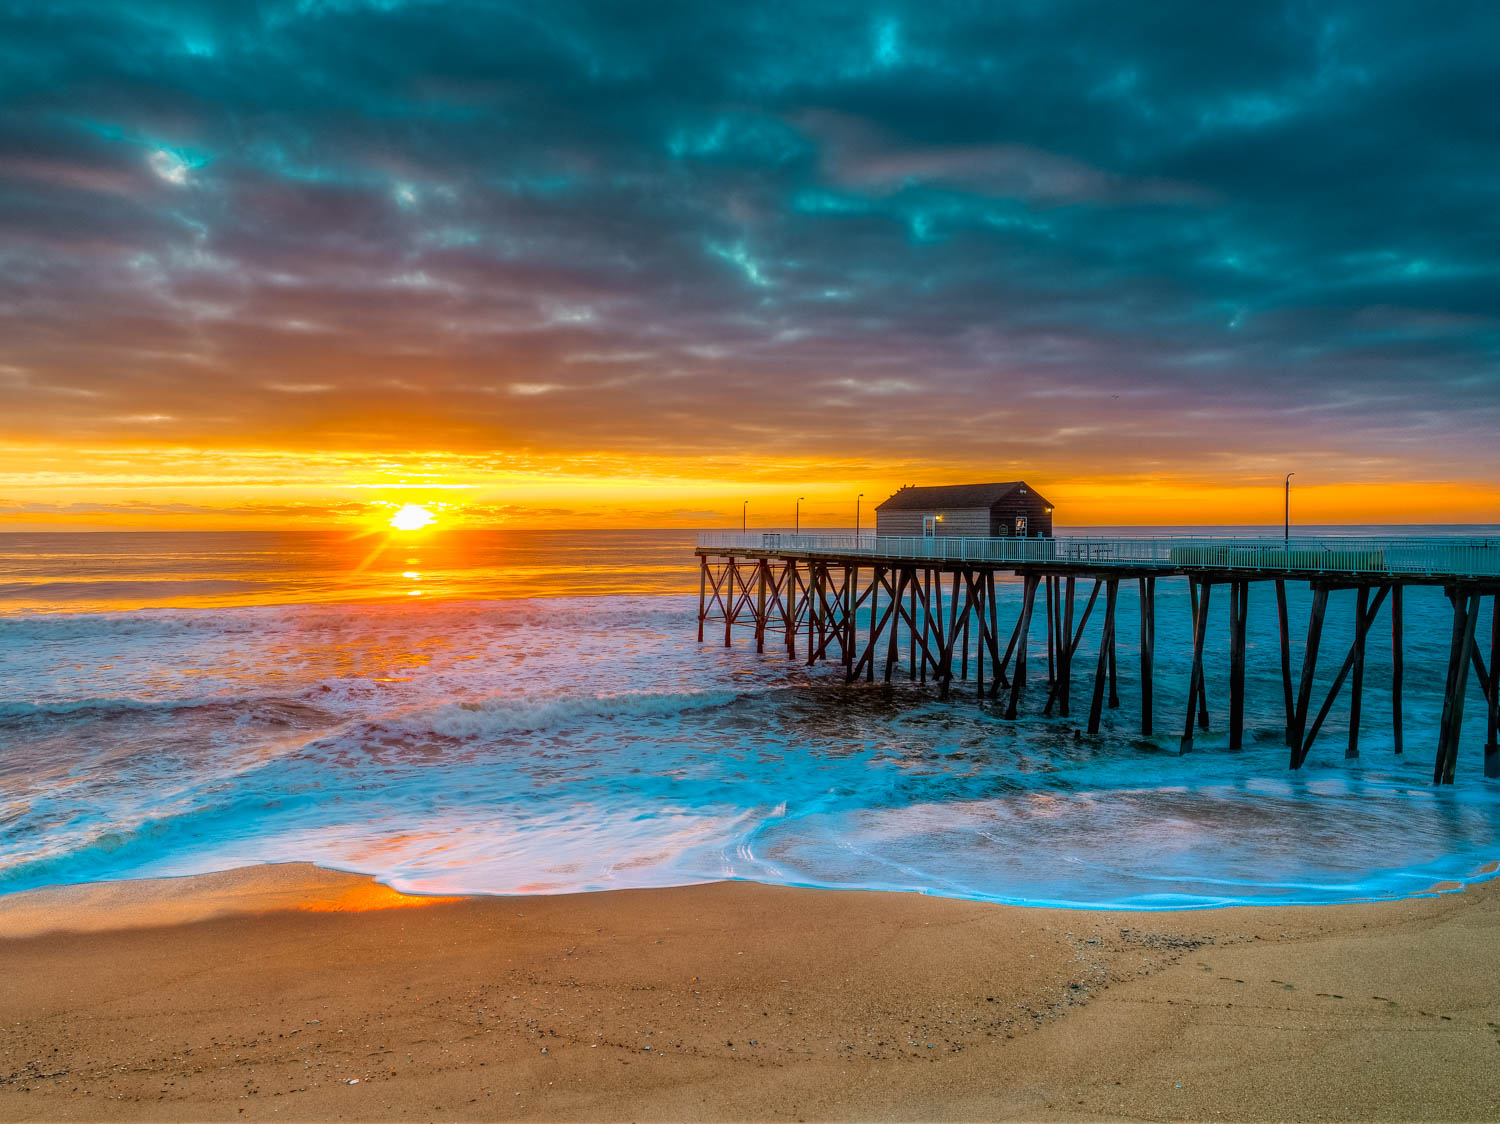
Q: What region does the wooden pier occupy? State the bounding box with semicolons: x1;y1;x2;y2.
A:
695;534;1500;783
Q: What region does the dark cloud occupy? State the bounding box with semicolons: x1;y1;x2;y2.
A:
1;0;1497;484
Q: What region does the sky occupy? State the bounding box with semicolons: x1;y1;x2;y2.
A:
2;0;1498;529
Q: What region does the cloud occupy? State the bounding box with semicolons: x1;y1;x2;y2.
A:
147;149;191;185
0;0;1494;493
795;109;1208;206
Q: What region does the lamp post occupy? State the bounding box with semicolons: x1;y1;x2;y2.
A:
742;500;748;533
796;496;804;535
1284;473;1295;542
856;493;864;539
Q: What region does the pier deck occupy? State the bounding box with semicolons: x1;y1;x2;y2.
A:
694;533;1500;783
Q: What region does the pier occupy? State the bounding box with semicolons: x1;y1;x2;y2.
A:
695;534;1500;783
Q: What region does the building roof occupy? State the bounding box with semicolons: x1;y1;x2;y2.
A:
874;481;1050;511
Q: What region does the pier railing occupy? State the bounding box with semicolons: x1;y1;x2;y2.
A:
696;533;1500;579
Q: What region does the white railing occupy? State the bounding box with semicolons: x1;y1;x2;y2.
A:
694;533;1500;578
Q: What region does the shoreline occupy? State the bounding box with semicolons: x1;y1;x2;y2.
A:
4;865;1500;1120
4;853;1500;933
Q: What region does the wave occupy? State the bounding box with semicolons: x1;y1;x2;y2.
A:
5;579;1498;911
0;591;697;628
404;686;767;739
0;695;339;727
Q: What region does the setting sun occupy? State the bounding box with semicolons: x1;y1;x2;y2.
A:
389;504;437;532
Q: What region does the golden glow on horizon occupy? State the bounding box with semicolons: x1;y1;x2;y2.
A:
0;441;1496;529
389;504;437;531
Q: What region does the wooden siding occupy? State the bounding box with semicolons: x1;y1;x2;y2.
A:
990;490;1054;537
876;502;1052;537
876;508;989;538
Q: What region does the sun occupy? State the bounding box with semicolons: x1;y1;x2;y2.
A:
389;504;437;532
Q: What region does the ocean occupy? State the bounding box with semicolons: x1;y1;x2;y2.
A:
2;526;1498;910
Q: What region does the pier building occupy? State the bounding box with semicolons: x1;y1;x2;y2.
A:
874;481;1054;539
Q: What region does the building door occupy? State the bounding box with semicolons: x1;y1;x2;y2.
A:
923;516;936;537
1014;515;1028;537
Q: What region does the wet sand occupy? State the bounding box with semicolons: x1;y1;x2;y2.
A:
2;864;1499;1121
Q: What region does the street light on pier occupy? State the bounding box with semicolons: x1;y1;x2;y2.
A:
1284;473;1295;542
796;496;804;535
856;493;864;539
742;500;748;533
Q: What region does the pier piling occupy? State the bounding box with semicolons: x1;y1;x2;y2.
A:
1392;585;1404;755
1139;576;1155;736
1181;580;1212;754
696;535;1500;782
1229;581;1248;750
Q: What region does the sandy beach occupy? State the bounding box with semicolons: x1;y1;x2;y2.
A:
1;866;1497;1121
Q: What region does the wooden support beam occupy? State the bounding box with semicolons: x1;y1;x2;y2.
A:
1042;578;1101;717
1139;576;1155;737
1045;576;1057;689
1229;581;1247;750
1347;585;1370;758
808;564;855;666
850;568;901;684
724;557;737;648
1466;630;1492;704
1296;585;1389;766
1107;583;1120;710
785;562;798;658
1434;590;1467;783
885;568;908;683
818;564;831;664
1289;585;1329;766
986;572;1008;692
991;587;1030;701
786;561;805;660
959;571;972;682
804;563;820;666
965;570;985;698
1060;576;1077;718
1435;590;1482;784
1088;579;1119;735
935;571;971;701
1181;579;1212;754
1488;594;1499;779
919;569;931;685
698;556;708;642
755;560;768;653
908;572;917;680
937;571;956;688
930;570;942;684
1188;577;1210;731
805;563;818;662
1005;574;1040;719
844;565;857;670
1276;579;1293;744
1391;584;1403;754
882;568;946;684
770;560;791;647
701;561;732;644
